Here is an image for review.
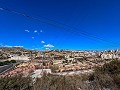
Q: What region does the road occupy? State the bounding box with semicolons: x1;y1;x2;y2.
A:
0;60;24;74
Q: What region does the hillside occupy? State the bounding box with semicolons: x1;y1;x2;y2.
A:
0;59;120;90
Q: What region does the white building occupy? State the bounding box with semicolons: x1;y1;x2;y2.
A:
9;55;30;61
101;53;118;59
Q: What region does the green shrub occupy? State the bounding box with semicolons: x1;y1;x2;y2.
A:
0;60;16;66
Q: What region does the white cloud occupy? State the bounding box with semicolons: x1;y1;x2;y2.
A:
32;37;34;39
44;44;54;48
3;45;12;47
34;30;38;33
45;48;50;50
13;46;23;48
0;44;23;48
0;43;12;47
0;8;3;10
25;30;30;32
40;30;43;33
41;41;45;44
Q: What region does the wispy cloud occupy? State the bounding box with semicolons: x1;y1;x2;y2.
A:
41;41;45;44
3;45;12;47
32;37;34;39
0;8;3;10
40;30;43;33
34;30;42;35
45;48;50;50
35;48;38;50
44;44;54;48
25;30;30;32
34;30;38;33
0;44;23;48
13;46;24;48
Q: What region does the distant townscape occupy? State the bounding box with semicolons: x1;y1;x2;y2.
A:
0;47;119;77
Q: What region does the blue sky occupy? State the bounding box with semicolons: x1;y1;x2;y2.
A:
0;0;120;50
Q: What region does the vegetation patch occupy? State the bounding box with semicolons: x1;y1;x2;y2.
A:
0;60;16;66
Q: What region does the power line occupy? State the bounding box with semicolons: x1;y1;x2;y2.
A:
0;6;120;48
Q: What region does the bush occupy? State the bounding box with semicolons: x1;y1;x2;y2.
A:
50;65;59;72
34;74;84;90
0;76;32;90
93;59;120;89
0;60;16;66
11;60;16;63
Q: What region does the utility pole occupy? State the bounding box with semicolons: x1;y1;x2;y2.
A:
30;51;32;61
41;51;44;74
41;51;44;89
